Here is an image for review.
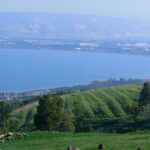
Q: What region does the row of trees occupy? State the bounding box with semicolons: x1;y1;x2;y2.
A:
0;101;19;132
0;94;87;132
34;95;90;132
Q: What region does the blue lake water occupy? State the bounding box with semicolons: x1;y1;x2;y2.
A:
0;49;150;92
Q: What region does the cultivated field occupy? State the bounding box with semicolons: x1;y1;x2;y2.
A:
12;84;143;126
63;84;142;118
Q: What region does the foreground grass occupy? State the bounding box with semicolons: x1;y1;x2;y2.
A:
0;131;150;150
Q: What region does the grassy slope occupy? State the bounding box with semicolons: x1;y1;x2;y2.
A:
63;84;142;118
12;101;38;126
0;131;150;150
12;84;142;126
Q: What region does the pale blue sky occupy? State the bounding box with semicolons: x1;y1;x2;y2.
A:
0;0;150;19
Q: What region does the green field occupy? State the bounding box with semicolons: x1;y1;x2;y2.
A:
12;84;143;127
0;131;150;150
63;84;142;118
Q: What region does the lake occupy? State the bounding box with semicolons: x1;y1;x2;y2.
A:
0;49;150;92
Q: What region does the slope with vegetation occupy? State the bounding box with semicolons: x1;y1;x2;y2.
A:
63;84;142;118
11;84;142;130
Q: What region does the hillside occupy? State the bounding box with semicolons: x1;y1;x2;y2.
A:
12;84;142;127
63;84;142;118
0;132;150;150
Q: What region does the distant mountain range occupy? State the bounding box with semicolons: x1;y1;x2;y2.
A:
1;12;150;40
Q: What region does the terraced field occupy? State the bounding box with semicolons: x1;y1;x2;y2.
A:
63;84;142;118
12;84;143;126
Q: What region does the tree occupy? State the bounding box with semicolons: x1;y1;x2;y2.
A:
60;112;75;133
34;95;64;131
138;82;150;119
72;101;86;132
7;119;19;131
139;82;150;106
140;104;150;119
125;102;139;121
0;101;12;129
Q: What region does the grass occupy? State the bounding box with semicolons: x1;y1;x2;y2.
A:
0;131;150;150
12;102;38;126
12;84;143;127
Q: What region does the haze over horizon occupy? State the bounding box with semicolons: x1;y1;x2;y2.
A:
0;0;150;19
0;1;150;40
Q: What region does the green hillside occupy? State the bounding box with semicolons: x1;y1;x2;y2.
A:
63;84;142;118
12;84;142;127
12;101;38;126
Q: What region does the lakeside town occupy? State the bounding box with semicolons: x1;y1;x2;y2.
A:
0;39;150;56
1;78;149;102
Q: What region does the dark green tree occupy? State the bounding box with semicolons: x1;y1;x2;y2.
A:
125;102;139;121
60;112;75;133
139;82;150;106
34;95;64;131
0;101;12;129
7;119;19;131
138;82;150;118
72;100;86;132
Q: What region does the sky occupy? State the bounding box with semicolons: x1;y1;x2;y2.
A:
0;0;150;19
